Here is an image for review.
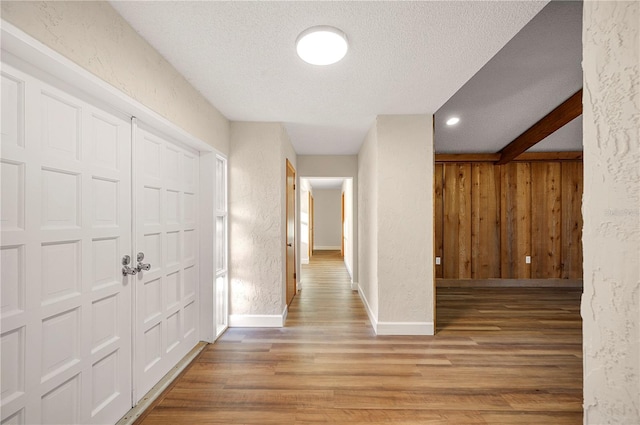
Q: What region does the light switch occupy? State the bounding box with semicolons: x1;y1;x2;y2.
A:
435;257;441;265
525;256;531;264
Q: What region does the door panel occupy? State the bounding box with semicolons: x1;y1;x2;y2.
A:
134;128;199;401
0;64;132;425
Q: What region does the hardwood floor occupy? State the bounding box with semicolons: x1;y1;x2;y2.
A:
135;250;583;424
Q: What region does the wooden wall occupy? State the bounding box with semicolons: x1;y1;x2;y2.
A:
434;160;583;280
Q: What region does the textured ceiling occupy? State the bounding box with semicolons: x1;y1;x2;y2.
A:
110;1;548;155
435;0;583;153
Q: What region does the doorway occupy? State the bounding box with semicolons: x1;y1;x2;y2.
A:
299;177;354;288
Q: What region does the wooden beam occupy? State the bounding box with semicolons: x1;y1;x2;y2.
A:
435;153;500;163
514;151;583;162
435;151;583;163
496;89;583;165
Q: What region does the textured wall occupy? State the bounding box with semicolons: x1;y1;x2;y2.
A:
377;115;434;326
312;189;342;249
358;126;379;317
343;179;354;279
1;1;229;153
229;122;296;317
582;1;640;423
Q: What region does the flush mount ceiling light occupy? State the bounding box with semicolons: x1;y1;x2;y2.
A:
446;117;460;126
296;26;348;66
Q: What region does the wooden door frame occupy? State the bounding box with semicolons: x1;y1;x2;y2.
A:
286;159;297;305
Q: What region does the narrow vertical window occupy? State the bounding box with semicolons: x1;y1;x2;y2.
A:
214;155;228;337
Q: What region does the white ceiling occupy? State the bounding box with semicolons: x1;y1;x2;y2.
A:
304;178;346;190
435;0;583;153
110;1;548;155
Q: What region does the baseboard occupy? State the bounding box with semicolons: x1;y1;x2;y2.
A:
301;258;309;265
357;284;378;330
229;307;287;328
437;278;583;288
345;261;353;280
376;321;435;336
351;281;359;291
314;246;341;250
116;342;207;425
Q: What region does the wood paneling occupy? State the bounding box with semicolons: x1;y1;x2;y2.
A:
443;163;472;278
501;162;532;279
435;158;583;280
561;162;584;279
531;162;562;278
434;164;444;278
471;163;501;278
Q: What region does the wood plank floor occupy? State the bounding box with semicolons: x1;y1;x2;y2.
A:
135;250;583;424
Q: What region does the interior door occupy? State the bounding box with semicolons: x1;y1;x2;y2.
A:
286;160;296;305
134;127;199;401
0;64;132;425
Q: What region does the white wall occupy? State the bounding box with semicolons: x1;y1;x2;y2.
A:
342;179;354;280
297;155;359;284
229;122;296;325
582;2;640;423
300;180;310;265
357;126;379;321
1;1;229;154
357;115;434;335
312;189;342;249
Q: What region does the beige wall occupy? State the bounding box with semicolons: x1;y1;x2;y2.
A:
312;189;342;249
357;126;379;320
357;115;434;335
229;122;296;321
1;1;229;153
582;2;640;423
376;115;434;330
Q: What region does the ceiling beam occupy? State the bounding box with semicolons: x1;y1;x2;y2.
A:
495;89;583;165
435;151;583;163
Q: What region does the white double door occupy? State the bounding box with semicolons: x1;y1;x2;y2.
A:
1;63;199;425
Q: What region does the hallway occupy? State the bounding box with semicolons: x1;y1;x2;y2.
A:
135;251;582;425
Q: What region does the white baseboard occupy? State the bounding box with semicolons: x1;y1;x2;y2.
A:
351;281;359;291
314;246;341;250
376;321;434;336
301;258;309;265
345;261;353;280
356;284;434;335
229;307;287;328
357;284;378;330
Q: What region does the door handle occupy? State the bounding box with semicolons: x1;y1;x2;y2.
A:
287;243;292;247
122;255;137;276
136;252;151;272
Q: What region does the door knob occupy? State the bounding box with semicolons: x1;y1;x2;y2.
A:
287;243;292;247
122;255;137;276
136;252;151;272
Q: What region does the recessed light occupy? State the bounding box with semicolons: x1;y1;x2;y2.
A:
296;26;348;66
446;117;460;126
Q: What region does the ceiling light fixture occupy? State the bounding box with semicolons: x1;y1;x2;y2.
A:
296;26;348;66
446;117;460;126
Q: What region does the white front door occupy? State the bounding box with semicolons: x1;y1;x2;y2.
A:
133;127;199;401
1;64;133;424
